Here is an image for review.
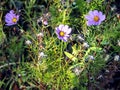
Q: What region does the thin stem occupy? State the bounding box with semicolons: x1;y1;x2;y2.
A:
62;9;67;24
0;62;19;69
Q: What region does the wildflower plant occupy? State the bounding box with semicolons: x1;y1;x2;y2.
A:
0;0;120;90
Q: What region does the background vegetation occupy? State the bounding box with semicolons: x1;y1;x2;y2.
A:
0;0;120;90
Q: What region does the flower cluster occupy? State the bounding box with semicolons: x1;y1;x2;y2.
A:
55;10;105;42
5;10;105;42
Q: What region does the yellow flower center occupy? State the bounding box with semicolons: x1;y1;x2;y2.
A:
12;18;17;23
59;31;65;36
94;16;99;22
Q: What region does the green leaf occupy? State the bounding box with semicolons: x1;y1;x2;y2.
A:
90;47;102;52
72;44;79;55
64;51;78;61
101;40;109;45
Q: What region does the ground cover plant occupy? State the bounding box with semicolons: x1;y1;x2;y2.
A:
0;0;120;90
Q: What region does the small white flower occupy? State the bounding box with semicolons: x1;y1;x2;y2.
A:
117;40;120;46
77;35;85;42
88;55;94;60
20;29;24;34
83;42;89;49
85;55;95;62
105;70;110;73
73;67;81;76
86;0;92;3
18;74;21;78
38;52;47;58
114;55;120;61
104;54;110;61
97;75;103;80
60;0;66;5
25;40;32;45
89;77;93;80
36;32;44;37
111;5;117;11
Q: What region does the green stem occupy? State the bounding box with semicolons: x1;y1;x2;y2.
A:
62;9;66;24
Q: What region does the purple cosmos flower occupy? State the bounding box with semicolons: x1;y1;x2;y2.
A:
5;10;19;26
85;10;105;26
55;24;72;42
